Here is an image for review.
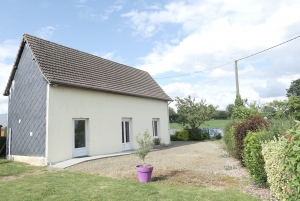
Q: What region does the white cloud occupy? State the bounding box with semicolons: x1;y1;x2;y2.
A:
93;51;116;60
79;0;125;21
254;79;288;98
36;26;56;40
0;40;19;62
125;0;300;109
0;40;19;114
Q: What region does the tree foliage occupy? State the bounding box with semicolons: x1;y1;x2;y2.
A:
226;104;235;118
175;95;217;134
213;110;229;119
262;100;289;118
288;96;300;120
234;94;243;107
168;107;178;123
286;78;300;97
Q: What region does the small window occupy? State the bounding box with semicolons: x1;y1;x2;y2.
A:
152;119;159;137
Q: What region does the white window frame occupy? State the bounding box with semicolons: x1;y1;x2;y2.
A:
122;118;132;150
72;118;88;157
152;119;159;138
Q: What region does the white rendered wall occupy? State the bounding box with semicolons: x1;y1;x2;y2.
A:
47;86;170;164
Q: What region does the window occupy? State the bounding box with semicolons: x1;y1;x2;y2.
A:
152;119;159;137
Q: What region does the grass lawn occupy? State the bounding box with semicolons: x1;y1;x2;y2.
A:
0;158;43;178
170;119;231;130
0;160;259;201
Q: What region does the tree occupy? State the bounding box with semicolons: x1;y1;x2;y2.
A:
226;104;235;118
168;107;178;123
135;130;154;165
175;95;217;135
288;95;300;120
286;78;300;97
213;110;228;119
262;100;289;118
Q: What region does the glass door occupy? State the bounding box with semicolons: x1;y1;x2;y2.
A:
73;119;88;157
122;119;131;150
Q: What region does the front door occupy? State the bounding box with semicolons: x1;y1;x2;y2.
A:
73;119;88;157
122;119;131;150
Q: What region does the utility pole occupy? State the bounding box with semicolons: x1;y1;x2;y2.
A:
235;60;240;96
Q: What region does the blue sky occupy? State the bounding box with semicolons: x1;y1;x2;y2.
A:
1;0;300;113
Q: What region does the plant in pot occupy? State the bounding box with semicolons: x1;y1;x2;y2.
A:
152;138;162;149
135;130;154;183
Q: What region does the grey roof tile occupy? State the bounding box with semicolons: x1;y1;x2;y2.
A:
4;34;172;101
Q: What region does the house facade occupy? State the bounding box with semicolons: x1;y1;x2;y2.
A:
4;34;172;166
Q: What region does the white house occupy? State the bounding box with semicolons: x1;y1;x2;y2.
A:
3;34;172;166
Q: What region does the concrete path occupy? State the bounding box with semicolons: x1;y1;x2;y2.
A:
51;150;135;169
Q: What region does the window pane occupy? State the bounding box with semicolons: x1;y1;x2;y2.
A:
125;122;130;142
74;120;85;148
122;122;124;143
153;120;158;136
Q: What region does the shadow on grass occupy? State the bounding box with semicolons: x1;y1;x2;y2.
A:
151;170;186;182
0;158;11;165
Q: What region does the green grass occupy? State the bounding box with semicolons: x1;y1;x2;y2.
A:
0;170;259;201
0;158;43;178
170;120;232;130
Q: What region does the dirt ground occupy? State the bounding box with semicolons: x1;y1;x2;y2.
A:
67;141;276;201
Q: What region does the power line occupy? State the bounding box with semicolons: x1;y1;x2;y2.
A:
154;35;300;80
154;61;234;79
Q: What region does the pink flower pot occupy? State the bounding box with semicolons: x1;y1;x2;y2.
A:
136;164;154;183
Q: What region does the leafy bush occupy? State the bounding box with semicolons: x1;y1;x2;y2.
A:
170;134;179;141
259;117;295;142
201;132;210;140
223;121;237;157
243;131;268;187
233;115;269;161
283;121;300;200
214;133;222;140
153;138;161;145
176;130;189;141
187;129;202;141
262;137;288;201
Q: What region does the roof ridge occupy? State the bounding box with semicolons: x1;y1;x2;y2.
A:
23;34;149;74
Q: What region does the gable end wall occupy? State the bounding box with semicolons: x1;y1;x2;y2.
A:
7;43;47;157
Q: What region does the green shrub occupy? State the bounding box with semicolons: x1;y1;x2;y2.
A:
262;137;288;201
214;133;222;140
223;121;237;157
233;115;269;161
187;129;202;141
170;134;179;141
176;130;189;141
283;121;300;200
260;118;295;142
201;132;210;140
243;131;268;187
153;138;161;145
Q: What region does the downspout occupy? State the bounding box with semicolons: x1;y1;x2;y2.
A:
167;101;173;145
7;128;11;160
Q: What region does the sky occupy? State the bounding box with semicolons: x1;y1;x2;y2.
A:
0;0;299;114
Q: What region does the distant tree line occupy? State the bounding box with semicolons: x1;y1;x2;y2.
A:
169;78;300;124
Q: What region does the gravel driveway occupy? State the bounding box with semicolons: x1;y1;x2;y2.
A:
67;141;274;201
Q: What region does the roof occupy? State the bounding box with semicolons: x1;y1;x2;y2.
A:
3;34;172;101
0;114;7;127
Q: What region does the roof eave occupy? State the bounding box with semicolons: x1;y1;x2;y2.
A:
49;80;173;102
